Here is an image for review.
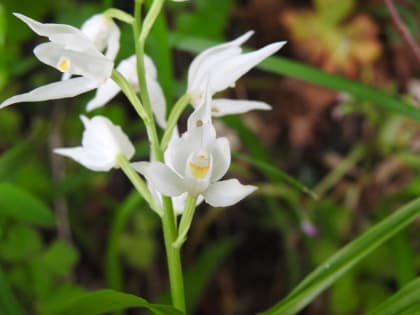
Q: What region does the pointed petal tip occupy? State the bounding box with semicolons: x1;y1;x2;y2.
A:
53;147;72;157
13;12;24;19
269;41;287;52
79;115;90;127
0;100;11;109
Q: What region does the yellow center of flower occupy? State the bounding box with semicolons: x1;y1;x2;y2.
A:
188;150;210;179
58;57;71;72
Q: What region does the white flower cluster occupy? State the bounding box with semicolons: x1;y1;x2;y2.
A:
1;13;286;210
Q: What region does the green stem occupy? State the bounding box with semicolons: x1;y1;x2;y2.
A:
161;196;186;313
103;8;134;24
139;0;165;43
111;70;148;122
173;194;198;249
133;0;162;162
160;93;191;150
133;1;186;312
116;154;162;216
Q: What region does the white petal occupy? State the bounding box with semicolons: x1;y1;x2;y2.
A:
86;79;120;111
211;99;271;116
146;75;166;128
80;14;120;60
202;179;257;207
186;90;212;130
131;161;186;197
0;77;98;108
144;55;158;79
14;13;98;54
210;137;231;182
117;56;138;88
81;116;135;161
105;23;120;60
34;42;113;82
210;41;286;93
188;31;254;94
169;123;216;176
54;147;114;171
14;13;80;38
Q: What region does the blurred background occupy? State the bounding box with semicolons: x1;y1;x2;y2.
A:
0;0;419;314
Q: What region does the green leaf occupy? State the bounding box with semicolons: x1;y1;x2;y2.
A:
367;278;420;315
175;0;234;41
258;197;420;315
106;191;143;291
235;153;317;199
40;289;183;315
41;239;78;277
171;34;420;122
0;265;25;315
0;225;42;262
184;238;237;313
0;183;55;227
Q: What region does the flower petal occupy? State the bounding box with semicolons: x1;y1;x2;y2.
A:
14;12;80;38
54;147;114;171
81;116;135;161
105;22;120;60
169;123;216;176
210;41;286;93
34;42;113;82
14;13;98;54
188;31;254;95
146;74;167;128
202;179;257;207
86;79;120;111
131;161;186;197
80;14;120;60
210;137;231;182
211;99;271;116
0;77;98;108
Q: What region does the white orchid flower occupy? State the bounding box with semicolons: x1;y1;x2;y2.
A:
146;128;204;215
80;14;120;61
132;97;256;207
0;13;114;109
60;13;120;81
86;55;167;128
187;31;286;116
54;115;134;172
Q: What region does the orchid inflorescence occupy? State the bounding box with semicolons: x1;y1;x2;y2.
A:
1;6;285;313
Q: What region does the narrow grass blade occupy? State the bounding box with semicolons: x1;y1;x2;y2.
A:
0;183;55;227
235;153;317;199
367;278;420;315
40;289;182;315
258;197;420;315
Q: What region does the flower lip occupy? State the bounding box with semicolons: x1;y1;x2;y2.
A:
57;57;71;72
188;150;210;180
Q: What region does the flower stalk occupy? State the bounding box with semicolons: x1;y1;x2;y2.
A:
161;93;191;150
173;194;198;249
116;153;162;216
133;1;186;312
111;69;148;122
